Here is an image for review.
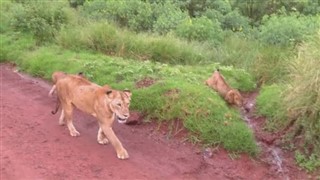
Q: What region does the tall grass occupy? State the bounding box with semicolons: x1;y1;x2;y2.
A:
256;84;287;131
283;32;320;156
218;35;293;84
56;21;220;65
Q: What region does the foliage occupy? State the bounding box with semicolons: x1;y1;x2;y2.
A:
69;0;85;8
10;1;72;43
283;33;320;156
221;10;251;32
82;0;153;32
0;1;14;33
232;0;320;23
302;0;320;15
259;13;320;46
173;0;232;17
175;16;223;43
152;1;189;35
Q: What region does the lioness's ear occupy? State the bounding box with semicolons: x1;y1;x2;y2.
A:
106;90;113;95
123;89;132;98
78;72;84;77
225;90;235;104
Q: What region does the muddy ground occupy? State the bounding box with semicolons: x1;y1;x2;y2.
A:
0;64;316;179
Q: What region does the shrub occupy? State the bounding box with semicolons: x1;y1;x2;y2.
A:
81;0;153;32
69;0;85;8
203;9;224;24
10;1;71;43
259;13;320;46
175;16;223;43
152;1;188;35
221;10;251;33
0;1;14;33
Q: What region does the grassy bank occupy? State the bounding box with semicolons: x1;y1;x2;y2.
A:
0;32;258;155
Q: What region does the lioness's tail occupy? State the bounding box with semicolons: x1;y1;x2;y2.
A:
51;97;60;114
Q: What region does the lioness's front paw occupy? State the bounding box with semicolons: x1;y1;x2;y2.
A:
70;130;80;137
97;138;109;145
117;148;129;160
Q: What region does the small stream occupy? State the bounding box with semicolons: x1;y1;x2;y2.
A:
241;92;289;179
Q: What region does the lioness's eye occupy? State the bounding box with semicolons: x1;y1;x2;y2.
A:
117;103;121;107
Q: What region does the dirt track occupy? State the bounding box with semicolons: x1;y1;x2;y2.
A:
0;64;313;180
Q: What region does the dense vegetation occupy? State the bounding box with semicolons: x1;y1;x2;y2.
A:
0;0;319;170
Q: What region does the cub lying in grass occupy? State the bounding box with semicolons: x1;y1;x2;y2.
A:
205;69;244;108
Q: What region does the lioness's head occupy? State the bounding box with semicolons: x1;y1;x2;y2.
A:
106;88;132;124
225;89;243;107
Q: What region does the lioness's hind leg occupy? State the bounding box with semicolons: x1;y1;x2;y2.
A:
63;103;80;137
97;127;109;144
59;110;65;125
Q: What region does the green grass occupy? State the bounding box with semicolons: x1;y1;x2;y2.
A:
256;33;320;170
256;84;287;132
219;34;293;84
56;21;218;65
0;33;36;63
0;32;258;155
282;33;320;157
295;151;320;172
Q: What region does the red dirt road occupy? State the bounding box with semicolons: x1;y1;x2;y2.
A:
0;64;312;180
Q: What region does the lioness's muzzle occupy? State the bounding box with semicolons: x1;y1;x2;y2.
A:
117;116;128;124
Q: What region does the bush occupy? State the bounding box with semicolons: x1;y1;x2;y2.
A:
175;16;223;43
81;0;153;32
259;13;320;46
152;1;188;35
0;1;14;33
10;1;71;43
221;10;251;33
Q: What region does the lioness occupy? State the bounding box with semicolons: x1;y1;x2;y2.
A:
205;69;243;108
52;73;132;159
48;71;85;97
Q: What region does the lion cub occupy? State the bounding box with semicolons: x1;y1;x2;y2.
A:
205;69;244;108
50;71;132;159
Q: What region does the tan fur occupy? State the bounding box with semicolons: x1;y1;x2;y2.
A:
205;69;243;107
48;71;67;97
53;73;132;159
48;71;85;97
